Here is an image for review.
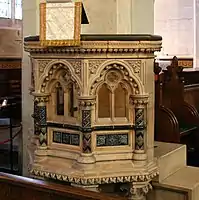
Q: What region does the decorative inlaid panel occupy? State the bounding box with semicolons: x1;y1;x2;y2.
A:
96;133;128;147
82;110;91;128
53;131;80;146
38;106;47;125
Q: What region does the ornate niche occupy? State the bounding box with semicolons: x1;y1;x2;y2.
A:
96;69;132;124
89;63;144;155
43;63;79;123
36;63;81;150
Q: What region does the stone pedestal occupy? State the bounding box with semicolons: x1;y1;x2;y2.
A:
24;35;161;199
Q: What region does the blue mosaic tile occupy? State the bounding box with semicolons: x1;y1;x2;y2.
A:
96;135;106;146
62;133;70;144
53;131;79;146
53;131;62;143
71;134;80;145
39;106;46;125
96;133;128;147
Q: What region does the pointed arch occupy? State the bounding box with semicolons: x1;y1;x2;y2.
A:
89;61;145;95
38;60;82;94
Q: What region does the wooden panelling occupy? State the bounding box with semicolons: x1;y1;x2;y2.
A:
154;57;199;166
0;172;125;200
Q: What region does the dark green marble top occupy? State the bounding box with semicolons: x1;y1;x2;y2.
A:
24;34;162;42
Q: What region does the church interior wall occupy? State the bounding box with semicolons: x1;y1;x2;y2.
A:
81;0;117;34
154;0;194;56
0;18;22;58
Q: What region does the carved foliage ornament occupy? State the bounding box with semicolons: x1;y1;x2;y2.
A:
88;60;142;78
38;60;82;78
78;98;96;107
34;96;49;103
67;60;82;78
126;60;142;77
130;95;149;108
40;63;80;93
90;63;140;95
88;60;106;75
130;183;153;199
38;60;52;76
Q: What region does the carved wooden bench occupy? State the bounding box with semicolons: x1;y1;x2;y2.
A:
0;172;126;200
154;57;199;165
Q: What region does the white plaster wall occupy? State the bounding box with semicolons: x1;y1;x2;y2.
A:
132;0;154;34
154;0;194;56
0;28;22;58
22;0;40;176
0;18;22;58
82;0;117;34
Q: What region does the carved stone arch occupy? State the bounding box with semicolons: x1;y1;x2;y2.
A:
47;79;66;93
94;72;133;96
89;61;145;95
101;59;141;76
38;60;82;94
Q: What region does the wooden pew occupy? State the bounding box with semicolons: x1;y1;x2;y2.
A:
176;69;199;113
0;172;126;200
154;57;199;161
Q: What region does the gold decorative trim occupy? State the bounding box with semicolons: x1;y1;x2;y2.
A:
30;168;159;185
178;60;193;68
39;2;81;47
0;61;21;69
74;2;82;42
40;3;46;42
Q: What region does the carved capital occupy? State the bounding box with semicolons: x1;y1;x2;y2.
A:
130;95;149;108
129;182;152;200
32;93;50;103
78;96;96;107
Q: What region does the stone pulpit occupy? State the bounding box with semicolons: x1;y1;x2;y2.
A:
24;1;162;199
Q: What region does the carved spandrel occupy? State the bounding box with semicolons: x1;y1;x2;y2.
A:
67;60;82;78
90;63;140;95
88;60;106;76
40;63;80;93
126;60;142;77
38;60;52;76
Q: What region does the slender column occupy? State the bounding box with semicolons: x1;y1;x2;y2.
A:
130;95;149;165
32;93;49;149
77;96;96;165
33;99;39;136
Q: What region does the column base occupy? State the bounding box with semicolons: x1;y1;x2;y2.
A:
77;153;96;164
74;153;96;170
132;152;147;166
